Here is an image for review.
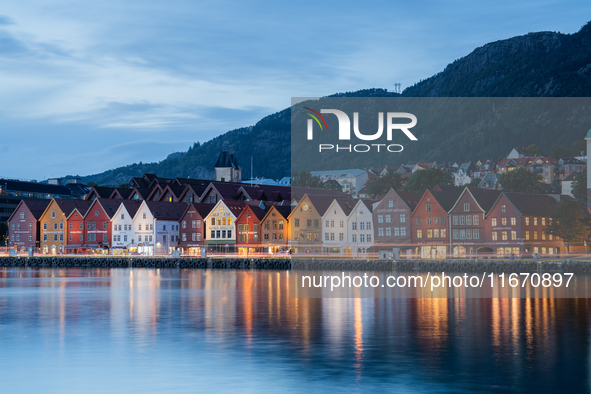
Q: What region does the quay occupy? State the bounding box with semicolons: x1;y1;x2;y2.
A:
0;256;587;273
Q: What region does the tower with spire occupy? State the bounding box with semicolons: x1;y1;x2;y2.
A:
214;148;242;183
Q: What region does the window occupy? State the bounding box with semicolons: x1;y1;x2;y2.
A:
466;215;472;225
525;217;530;226
92;222;96;230
542;232;546;240
359;234;365;242
492;218;497;227
416;229;422;238
400;214;406;223
330;220;334;227
121;214;124;220
460;230;465;239
103;234;108;241
295;219;299;228
330;233;335;241
79;234;83;242
325;220;329;228
394;227;400;236
378;227;384;236
211;230;215;239
434;229;439;238
534;217;538;226
367;222;371;230
501;218;507;226
378;215;384;223
44;223;47;230
29;235;32;241
54;234;58;241
325;232;329;241
453;229;459;239
352;234;357;242
385;215;391;223
426;204;431;212
459;216;465;225
464;203;470;211
103;222;107;230
473;229;479;239
69;234;72;241
511;231;517;240
360;222;365;230
416;217;421;225
43;234;47;242
433;216;439;225
352;222;357;230
278;221;283;230
367;234;372;242
501;204;506;213
388;199;393;208
20;212;25;219
385;227;391;236
525;231;530;240
440;216;445;225
339;233;344;241
473;215;479;225
238;224;243;231
542;217;546;226
453;215;458;225
501;231;507;241
182;221;186;228
54;223;58;230
340;220;344;228
52;211;55;218
307;220;311;228
427;229;433;238
510;217;516;226
29;223;32;230
314;220;319;228
264;234;269;242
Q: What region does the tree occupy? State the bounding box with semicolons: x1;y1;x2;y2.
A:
571;169;587;202
571;139;586;157
87;181;97;187
525;144;544;156
322;180;343;192
547;144;571;159
466;178;482;188
497;167;543;193
365;172;403;196
545;198;590;253
404;168;452;193
291;171;324;188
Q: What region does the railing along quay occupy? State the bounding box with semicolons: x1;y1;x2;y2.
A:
0;256;588;272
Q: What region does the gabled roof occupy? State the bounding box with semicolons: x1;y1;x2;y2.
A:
87;198;124;219
335;198;357;216
429;188;463;212
392;190;423;212
562;172;581;182
144;201;189;220
86;186;115;200
7;199;51;223
237;204;267;222
129;187;151;200
494;192;558;216
158;184;186;201
180;202;216;220
110;188;133;199
306;195;354;217
115;200;143;219
449;187;501;213
42;199;92;219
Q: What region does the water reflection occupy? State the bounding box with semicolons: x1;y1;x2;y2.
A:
0;268;588;393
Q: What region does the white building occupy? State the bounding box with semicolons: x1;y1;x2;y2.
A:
321;198;356;254
347;199;374;257
132;200;186;255
310;169;368;196
203;200;245;253
111;201;142;252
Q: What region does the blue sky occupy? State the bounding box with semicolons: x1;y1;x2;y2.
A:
2;0;590;180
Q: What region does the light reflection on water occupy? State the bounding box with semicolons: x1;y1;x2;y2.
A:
0;268;589;393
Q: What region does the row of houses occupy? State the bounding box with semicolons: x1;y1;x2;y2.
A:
8;184;567;259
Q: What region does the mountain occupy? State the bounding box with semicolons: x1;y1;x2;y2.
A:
81;23;591;186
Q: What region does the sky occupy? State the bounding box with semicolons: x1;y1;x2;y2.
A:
1;0;590;180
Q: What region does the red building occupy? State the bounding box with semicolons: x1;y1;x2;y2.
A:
7;200;50;251
65;202;92;253
410;188;462;259
83;198;120;253
485;192;562;257
178;203;215;255
235;203;268;255
448;187;501;257
372;189;422;257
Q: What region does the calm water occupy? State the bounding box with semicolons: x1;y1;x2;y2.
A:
0;268;589;393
